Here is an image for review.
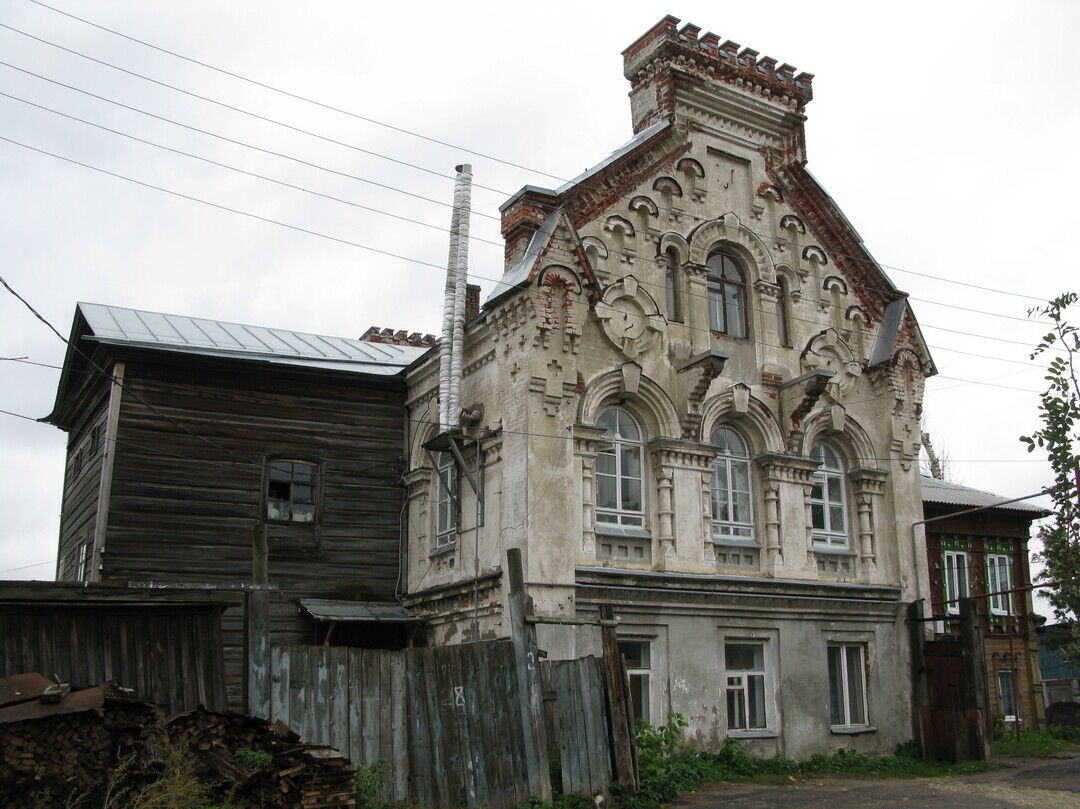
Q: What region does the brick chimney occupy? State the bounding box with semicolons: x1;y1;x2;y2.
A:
499;187;559;269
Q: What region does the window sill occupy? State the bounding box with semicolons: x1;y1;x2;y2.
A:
813;544;857;556
830;725;876;736
429;540;458;559
595;524;652;540
713;538;761;549
727;729;778;739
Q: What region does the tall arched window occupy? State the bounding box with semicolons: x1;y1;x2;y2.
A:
775;277;791;348
434;451;458;548
664;248;682;323
596;407;644;527
810;443;848;547
711;426;754;542
707;251;748;338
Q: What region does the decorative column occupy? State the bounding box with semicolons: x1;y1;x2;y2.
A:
849;467;888;576
684;263;711;354
655;468;676;566
649;437;716;569
701;468;714;563
573;424;605;558
403;467;433;563
755;452;819;575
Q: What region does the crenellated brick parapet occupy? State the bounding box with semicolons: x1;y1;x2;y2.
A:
623;16;813;135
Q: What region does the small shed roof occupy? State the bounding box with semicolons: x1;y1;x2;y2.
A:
77;303;428;376
298;598;420;624
921;475;1048;515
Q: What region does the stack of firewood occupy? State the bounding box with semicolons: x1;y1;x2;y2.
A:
0;677;354;809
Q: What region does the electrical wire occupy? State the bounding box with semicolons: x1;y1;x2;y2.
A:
0;133;1056;389
22;0;567;182
0;24;1057;310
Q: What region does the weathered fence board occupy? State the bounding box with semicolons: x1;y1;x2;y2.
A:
541;656;617;797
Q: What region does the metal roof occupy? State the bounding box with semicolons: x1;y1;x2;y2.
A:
485;207;564;304
298;598;420;623
554;119;671;194
920;475;1048;515
77;303;427;376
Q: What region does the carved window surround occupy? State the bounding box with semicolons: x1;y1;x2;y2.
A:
754;452;819;571
847;467;888;574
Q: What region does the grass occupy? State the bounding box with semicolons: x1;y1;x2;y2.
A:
993;726;1080;758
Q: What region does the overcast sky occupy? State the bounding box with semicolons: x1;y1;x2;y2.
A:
1;1;1076;614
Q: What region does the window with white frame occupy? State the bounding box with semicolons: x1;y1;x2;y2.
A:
75;540;89;582
997;669;1017;722
619;640;651;724
434;451;458;549
986;554;1013;615
596;408;645;528
711;426;754;542
725;641;767;731
810;443;848;547
827;643;868;728
943;550;970;615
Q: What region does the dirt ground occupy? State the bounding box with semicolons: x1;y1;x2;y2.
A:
681;755;1080;809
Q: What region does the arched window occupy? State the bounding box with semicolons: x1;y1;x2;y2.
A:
596;407;644;527
664;248;682;323
810;443;848;546
707;251;748;338
775;277;791;348
711;426;754;542
434;451;458;548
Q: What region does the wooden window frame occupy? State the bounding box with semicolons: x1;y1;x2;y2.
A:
706;250;749;339
810;443;849;548
263;456;321;526
827;642;869;729
711;426;755;543
595;407;646;529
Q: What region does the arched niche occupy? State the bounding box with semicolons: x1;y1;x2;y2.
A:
699;387;785;455
687;213;775;282
577;368;681;439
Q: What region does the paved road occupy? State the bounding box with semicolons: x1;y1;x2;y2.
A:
682;756;1080;809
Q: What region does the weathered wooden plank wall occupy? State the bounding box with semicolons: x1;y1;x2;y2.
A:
91;351;408;708
541;657;614;797
269;640;533;809
0;605;227;714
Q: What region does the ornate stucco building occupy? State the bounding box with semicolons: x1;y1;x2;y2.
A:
401;16;935;757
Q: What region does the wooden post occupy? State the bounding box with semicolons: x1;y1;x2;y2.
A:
246;522;271;718
506;548;552;800
958;597;991;760
600;603;638;793
907;600;930;754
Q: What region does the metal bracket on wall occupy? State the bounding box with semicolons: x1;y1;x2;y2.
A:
422;428;484;528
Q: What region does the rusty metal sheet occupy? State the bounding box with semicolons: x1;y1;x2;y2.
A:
0;684;104;724
0;672;55;707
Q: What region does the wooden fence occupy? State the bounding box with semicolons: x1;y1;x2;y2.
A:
541;657;613;796
269;640;531;809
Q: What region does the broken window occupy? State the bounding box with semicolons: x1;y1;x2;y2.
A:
943;550;970;615
827;642;868;728
707;251;748;338
810;443;849;547
619;640;651;724
986;554;1013;616
711;426;755;543
596;407;644;528
266;460;317;523
434;452;458;548
725;641;767;730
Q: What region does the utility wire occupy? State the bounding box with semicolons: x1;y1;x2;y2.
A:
0;25;1056;309
23;0;567;182
0;133;1054;386
0;22;508;196
0;58;1051;326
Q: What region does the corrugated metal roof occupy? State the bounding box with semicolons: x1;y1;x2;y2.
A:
298;598;420;623
921;475;1048;514
77;303;426;376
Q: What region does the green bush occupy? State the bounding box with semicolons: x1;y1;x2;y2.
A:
353;759;392;809
233;748;273;771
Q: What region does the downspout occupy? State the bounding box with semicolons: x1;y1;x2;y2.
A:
448;164;473;428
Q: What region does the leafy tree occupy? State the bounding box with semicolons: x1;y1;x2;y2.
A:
1021;292;1080;666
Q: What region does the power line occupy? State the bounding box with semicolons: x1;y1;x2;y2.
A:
0;24;1057;310
23;0;567;183
0;133;1055;384
0;59;498;219
0;22;508;197
0;58;1052;329
0;558;55;575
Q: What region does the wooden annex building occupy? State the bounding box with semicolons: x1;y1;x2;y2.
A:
42;302;430;708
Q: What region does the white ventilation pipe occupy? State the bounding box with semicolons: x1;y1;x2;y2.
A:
448;163;472;429
439;164;472;431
